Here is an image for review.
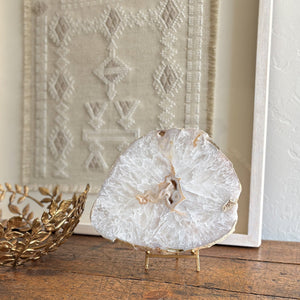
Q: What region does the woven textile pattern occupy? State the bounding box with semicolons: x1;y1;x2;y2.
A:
23;0;219;193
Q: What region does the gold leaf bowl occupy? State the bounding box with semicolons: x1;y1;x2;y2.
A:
0;183;89;267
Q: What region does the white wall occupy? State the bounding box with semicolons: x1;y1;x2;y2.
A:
263;0;300;242
0;0;22;183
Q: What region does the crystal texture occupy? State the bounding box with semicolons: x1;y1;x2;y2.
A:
91;128;241;250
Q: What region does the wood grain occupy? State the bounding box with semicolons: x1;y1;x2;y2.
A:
201;240;300;264
0;235;299;299
62;235;300;264
0;269;287;300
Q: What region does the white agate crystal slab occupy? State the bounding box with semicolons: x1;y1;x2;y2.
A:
91;129;241;251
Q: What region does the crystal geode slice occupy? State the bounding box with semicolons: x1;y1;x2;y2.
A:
91;129;241;251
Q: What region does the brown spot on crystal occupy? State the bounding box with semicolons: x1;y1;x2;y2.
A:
136;194;149;205
171;179;177;189
136;167;185;213
158;130;166;137
193;133;203;147
223;200;237;212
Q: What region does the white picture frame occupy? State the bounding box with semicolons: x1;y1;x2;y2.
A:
75;0;274;247
218;0;273;247
0;0;273;247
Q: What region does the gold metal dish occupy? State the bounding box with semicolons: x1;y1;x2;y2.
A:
0;183;89;267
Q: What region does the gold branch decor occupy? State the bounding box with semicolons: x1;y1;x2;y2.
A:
0;183;89;267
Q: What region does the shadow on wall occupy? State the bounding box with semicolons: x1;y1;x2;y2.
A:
214;0;259;234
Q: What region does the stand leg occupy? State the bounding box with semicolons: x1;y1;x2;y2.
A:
144;249;200;272
145;251;150;271
195;249;200;272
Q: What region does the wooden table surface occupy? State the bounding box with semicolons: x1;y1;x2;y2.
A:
0;235;299;299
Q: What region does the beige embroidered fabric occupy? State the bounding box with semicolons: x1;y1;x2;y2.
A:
23;0;219;193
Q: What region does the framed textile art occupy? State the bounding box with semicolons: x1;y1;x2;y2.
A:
23;0;218;193
0;0;272;247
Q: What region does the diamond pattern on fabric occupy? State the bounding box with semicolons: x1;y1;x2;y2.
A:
161;0;180;29
105;9;121;36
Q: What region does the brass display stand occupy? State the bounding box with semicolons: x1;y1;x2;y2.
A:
145;249;200;272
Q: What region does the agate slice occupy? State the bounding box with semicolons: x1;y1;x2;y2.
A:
91;129;241;251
